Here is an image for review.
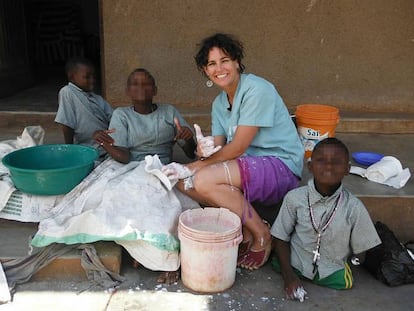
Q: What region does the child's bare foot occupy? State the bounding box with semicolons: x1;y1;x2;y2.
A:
157;271;180;284
132;259;140;268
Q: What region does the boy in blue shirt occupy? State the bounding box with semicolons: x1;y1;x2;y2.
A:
55;57;113;156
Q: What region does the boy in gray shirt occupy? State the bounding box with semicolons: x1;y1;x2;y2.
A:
271;138;381;300
55;57;113;156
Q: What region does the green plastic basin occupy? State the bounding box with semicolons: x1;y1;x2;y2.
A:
2;144;98;195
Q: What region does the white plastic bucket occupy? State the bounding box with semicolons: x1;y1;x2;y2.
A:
178;207;242;293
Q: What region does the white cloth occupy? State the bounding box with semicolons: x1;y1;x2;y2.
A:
144;155;175;190
0;126;46;211
350;156;411;189
0;126;44;160
31;156;200;271
0;191;62;222
0;178;14;211
365;156;402;182
194;123;221;158
0;263;11;304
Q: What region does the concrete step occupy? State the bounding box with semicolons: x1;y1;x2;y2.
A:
0;219;122;280
1;110;414;134
335;133;414;242
335;111;414;134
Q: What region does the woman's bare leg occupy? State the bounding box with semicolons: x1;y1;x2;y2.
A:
180;161;271;268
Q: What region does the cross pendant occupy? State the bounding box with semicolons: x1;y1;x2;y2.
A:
312;259;318;274
312;233;321;273
312;248;320;263
312;248;320;273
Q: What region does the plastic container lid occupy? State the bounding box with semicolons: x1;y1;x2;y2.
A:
352;151;384;166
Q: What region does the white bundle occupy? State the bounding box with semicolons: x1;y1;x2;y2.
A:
293;286;307;302
365;156;403;183
350;155;411;189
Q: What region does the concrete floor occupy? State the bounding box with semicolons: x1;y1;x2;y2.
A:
1;260;413;311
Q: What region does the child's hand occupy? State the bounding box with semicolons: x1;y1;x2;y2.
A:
285;282;307;302
174;118;193;141
283;272;307;302
93;128;115;146
194;124;222;158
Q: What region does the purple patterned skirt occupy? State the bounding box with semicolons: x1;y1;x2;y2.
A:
237;156;299;206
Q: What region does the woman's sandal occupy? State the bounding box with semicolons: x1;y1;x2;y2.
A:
237;237;253;265
238;219;272;270
238;241;272;270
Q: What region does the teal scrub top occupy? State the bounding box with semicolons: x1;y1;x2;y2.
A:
211;73;304;177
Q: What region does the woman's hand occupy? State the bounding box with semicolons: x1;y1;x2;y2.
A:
161;162;193;180
194;124;222;158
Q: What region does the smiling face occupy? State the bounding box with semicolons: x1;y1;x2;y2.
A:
69;64;95;92
308;143;350;196
204;47;240;92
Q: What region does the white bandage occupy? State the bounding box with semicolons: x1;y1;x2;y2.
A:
194;124;222;158
161;162;193;181
293;286;307;302
287;286;307;302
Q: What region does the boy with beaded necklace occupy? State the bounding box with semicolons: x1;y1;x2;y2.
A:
271;138;381;300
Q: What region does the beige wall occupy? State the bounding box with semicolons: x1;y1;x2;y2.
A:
101;0;414;112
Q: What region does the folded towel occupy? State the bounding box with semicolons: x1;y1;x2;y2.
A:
365;156;402;183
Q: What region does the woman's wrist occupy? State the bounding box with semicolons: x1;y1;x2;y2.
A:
194;150;207;161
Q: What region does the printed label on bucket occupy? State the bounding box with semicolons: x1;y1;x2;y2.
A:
298;126;329;152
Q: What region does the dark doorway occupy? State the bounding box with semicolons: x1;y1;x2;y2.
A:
0;0;100;112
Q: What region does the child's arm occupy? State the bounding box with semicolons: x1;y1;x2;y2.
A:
275;238;304;299
102;144;131;164
60;124;74;144
93;129;131;164
177;137;197;159
173;118;196;159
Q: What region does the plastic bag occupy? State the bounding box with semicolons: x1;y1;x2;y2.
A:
363;221;414;286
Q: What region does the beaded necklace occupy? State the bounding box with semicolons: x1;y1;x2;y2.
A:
308;190;342;273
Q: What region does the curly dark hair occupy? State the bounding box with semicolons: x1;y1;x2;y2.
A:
194;33;245;77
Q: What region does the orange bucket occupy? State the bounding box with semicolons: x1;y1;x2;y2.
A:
295;104;340;158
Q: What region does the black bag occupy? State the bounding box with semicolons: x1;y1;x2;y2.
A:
363;221;414;286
